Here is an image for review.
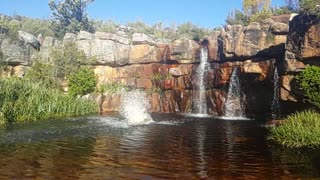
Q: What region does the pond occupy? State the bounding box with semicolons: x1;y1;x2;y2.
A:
0;113;319;179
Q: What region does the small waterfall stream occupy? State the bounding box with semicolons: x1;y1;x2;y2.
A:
271;67;280;119
193;47;209;114
223;67;245;119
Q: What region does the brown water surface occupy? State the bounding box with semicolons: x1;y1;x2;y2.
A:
0;113;319;179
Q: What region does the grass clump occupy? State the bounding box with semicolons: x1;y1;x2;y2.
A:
0;78;98;125
98;82;128;94
268;110;320;148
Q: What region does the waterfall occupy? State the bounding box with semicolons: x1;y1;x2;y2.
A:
271;67;280;119
193;47;209;114
223;67;245;118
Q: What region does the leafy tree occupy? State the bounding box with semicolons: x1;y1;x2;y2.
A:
243;0;272;23
300;0;320;17
68;67;96;97
297;66;320;108
48;0;95;38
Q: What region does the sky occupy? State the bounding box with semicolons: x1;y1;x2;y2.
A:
0;0;286;28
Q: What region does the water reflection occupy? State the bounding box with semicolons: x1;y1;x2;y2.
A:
0;114;318;179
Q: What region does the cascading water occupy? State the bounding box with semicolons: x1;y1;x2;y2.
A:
193;47;209;115
120;90;153;125
271;67;280;119
223;67;245;119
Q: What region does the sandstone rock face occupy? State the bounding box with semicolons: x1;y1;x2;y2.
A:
1;39;30;65
95;32;130;45
217;19;289;61
3;15;315;116
38;36;60;61
63;33;77;42
132;33;156;45
170;39;199;63
129;44;161;64
205;31;220;61
77;31;94;40
75;33;131;66
285;15;320;73
18;30;40;50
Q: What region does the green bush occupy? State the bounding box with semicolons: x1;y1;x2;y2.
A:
25;59;59;89
268;110;320;148
0;78;98;125
68;67;96;97
300;0;320;17
20;16;54;37
50;41;88;79
225;9;249;26
0;16;20;40
93;19;118;33
297;66;320;108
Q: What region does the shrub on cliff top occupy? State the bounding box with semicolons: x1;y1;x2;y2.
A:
0;16;20;40
297;65;320;108
268;110;320;148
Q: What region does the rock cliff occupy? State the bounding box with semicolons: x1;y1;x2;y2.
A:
1;14;317;117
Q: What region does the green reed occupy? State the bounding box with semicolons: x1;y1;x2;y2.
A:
269;110;320;148
0;78;98;125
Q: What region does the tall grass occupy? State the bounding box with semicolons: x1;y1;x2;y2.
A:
268;110;320;148
0;78;98;125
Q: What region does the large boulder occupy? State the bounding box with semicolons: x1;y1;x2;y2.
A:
169;39;199;63
90;39;130;66
18;30;40;50
132;33;156;45
205;31;221;61
38;36;61;61
129;44;161;64
75;31;131;66
0;38;30;65
95;32;130;45
285;15;320;72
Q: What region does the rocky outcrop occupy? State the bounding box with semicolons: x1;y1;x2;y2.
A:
285;15;320;73
18;30;40;50
1;39;30;65
280;14;320;105
4;14;318;117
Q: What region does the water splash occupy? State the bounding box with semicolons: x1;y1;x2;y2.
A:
271;67;280;119
223;67;246;119
193;47;209;114
120;90;153;125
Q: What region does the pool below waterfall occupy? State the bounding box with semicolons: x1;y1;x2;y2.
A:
0;113;319;179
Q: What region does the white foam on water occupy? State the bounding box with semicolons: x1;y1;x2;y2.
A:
218;116;251;121
120;90;154;125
